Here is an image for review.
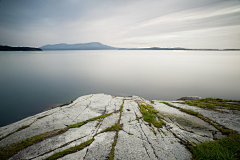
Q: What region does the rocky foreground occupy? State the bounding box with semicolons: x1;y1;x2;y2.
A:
0;94;240;160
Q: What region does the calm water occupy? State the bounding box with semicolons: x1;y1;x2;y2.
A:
0;50;240;127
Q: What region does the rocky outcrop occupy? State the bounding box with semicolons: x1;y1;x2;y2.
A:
177;96;202;100
0;94;239;160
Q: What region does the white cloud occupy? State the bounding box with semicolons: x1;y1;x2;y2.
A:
0;0;239;49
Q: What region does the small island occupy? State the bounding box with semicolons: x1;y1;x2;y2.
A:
0;45;42;51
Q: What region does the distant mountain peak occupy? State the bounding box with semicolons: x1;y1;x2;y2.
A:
40;42;117;50
88;42;101;44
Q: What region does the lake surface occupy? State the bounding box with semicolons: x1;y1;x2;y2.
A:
0;50;240;127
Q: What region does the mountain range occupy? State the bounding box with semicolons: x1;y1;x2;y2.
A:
1;43;239;51
41;42;240;51
40;42;116;50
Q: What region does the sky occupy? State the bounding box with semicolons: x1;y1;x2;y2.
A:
0;0;240;49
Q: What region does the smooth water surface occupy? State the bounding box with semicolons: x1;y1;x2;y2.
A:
0;50;240;126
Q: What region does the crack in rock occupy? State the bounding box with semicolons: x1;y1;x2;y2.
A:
74;100;91;120
136;127;153;159
2;94;238;160
29;135;88;160
83;148;89;160
139;123;159;159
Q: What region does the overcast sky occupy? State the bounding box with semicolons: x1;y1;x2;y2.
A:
0;0;239;49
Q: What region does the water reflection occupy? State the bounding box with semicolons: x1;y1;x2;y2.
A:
0;50;240;126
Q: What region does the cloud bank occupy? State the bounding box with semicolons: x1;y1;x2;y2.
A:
0;0;239;49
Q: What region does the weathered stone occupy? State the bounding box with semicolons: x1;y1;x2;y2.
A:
168;102;240;133
83;132;115;160
9;121;98;160
1;94;239;160
153;102;221;140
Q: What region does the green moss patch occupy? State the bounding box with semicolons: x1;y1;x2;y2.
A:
109;131;119;160
68;113;112;128
190;133;240;160
0;124;31;142
109;99;125;160
179;108;201;117
120;99;125;112
139;104;166;128
180;98;240;112
98;123;123;135
0;112;114;160
44;138;94;160
162;102;235;135
117;99;125;123
161;102;171;106
107;124;124;159
36;115;49;119
16;125;31;131
0;129;60;160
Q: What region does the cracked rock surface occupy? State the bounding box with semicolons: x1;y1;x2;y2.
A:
167;102;240;133
1;93;239;160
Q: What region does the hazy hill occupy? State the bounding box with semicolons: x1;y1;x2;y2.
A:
40;42;240;51
40;42;117;50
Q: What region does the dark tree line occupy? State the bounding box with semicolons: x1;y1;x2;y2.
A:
0;45;42;51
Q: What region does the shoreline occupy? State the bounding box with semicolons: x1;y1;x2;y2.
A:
0;94;239;160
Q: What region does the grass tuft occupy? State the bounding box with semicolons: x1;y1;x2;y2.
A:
190;133;240;160
0;124;31;142
67;113;112;128
117;99;125;124
99;123;123;134
161;102;171;106
37;115;49;119
120;99;125;112
163;102;240;159
16;125;30;131
44;138;94;160
180;98;240;112
162;102;235;135
0;112;114;160
139;104;165;128
179;108;201;117
109;131;119;160
109;99;125;160
0;129;60;160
